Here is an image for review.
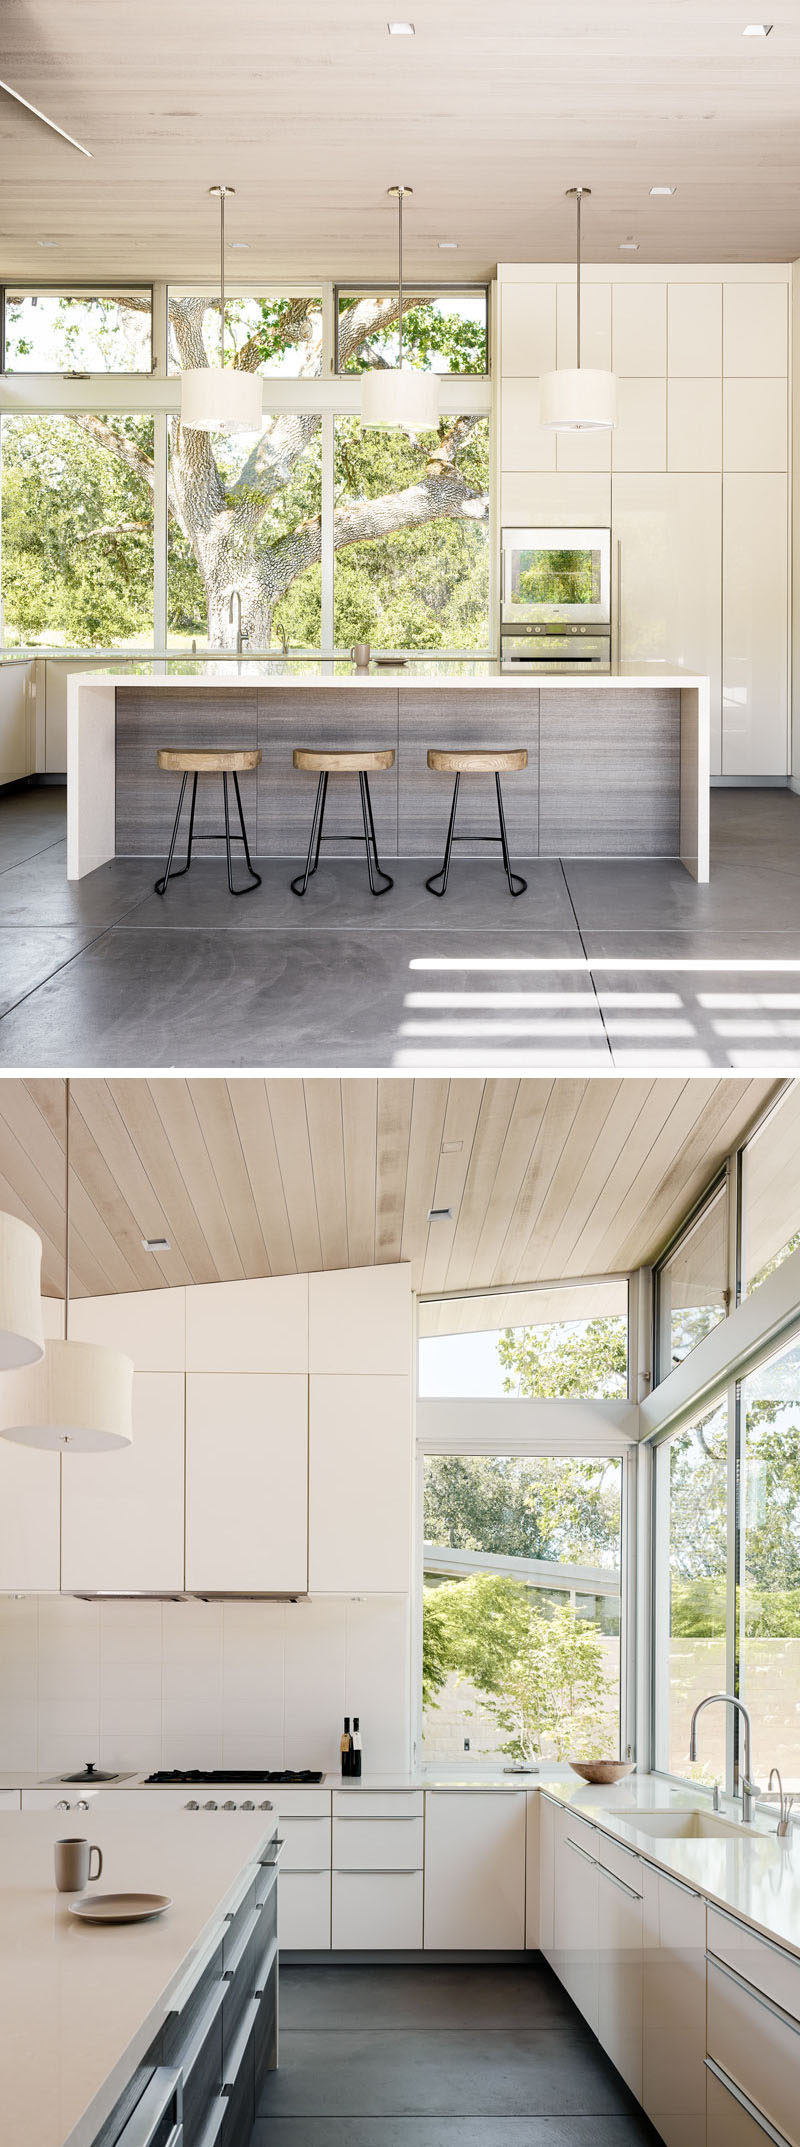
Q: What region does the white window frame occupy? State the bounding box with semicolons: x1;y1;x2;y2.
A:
0;277;494;659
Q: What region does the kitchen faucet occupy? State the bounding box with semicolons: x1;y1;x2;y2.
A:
228;589;248;657
763;1766;795;1838
689;1692;759;1823
273;614;289;656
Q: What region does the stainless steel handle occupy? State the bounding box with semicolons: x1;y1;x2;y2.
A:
224;1864;259;1921
114;2068;182;2147
710;1901;800;1970
500;550;506;606
334;1812;420;1822
254;1932;279;1997
180;1978;227;2084
616;538;622;663
277;1811;326;1821
708;1953;800;2040
259;1838;285;1863
333;1866;422;1876
597;1863;641;1903
222;1994;262;2092
285;1866;329;1874
168;1921;228;2014
195;2096;227;2147
564;1835;597;1867
224;1905;262;1981
639;1856;700;1900
705;2059;793;2147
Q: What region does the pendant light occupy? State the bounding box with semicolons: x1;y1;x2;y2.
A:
361;186;439;432
0;1212;44;1369
0;1082;133;1452
180;186;263;435
539;188;617;431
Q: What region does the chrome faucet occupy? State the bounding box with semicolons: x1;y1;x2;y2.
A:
689;1692;758;1823
763;1766;795;1838
228;589;248;656
273;614;289;656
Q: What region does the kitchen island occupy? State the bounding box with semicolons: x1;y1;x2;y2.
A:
0;1806;279;2147
67;661;710;883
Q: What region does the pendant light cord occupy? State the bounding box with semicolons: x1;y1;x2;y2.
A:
220;189;226;370
397;187;404;372
64;1076;70;1342
576;188;582;370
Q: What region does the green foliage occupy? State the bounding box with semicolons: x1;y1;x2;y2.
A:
498;1314;628;1400
516;548;596;606
423;1574;615;1762
424;1452;621;1568
333;415;489;649
339;296;487;375
1;415;154;647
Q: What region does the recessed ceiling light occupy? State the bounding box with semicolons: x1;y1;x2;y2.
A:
441;1139;463;1153
37;238;59;248
142;1235;171;1253
743;21;772;32
438;239;458;250
387;19;415;31
427;1207;453;1222
230;241;250;250
619;237;639;251
649;185;676;196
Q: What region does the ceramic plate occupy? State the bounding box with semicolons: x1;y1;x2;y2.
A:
69;1892;172;1924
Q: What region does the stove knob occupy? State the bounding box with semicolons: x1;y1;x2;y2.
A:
75;1798;90;1811
56;1799;71;1812
258;1800;274;1811
184;1800;199;1810
241;1800;255;1811
203;1800;219;1811
222;1799;237;1810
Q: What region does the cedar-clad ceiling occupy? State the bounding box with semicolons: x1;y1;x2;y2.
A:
2;1;800;279
0;1076;779;1301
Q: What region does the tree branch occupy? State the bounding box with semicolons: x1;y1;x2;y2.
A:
69;414;155;491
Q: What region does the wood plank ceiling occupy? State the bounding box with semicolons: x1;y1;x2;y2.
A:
2;0;800;279
0;1076;780;1303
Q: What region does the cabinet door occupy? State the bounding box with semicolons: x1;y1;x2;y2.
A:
308;1375;411;1593
0;1440;59;1590
186;1373;308;1593
525;1791;539;1950
596;1855;643;2099
70;1289;185;1371
554;1813;599;2033
707;2065;785;2147
707;1958;800;2147
309;1264;411;1376
614;473;722;771
722;472;788;776
538;1793;556;1961
642;1863;707;2147
0;663;30;783
186;1276;308;1374
0;1790;20;1809
278;1871;331;1949
61;1372;184;1593
423;1791;526;1950
332;1871;423;1950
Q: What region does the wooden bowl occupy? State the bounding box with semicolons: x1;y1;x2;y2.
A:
568;1760;636;1786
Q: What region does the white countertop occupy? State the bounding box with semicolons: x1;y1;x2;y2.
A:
72;661;707;691
0;1807;276;2147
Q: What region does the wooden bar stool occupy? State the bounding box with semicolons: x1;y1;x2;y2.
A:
155;747;262;898
291;747;395;897
425;747;528;898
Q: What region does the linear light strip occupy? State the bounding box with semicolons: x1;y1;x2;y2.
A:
0;77;92;158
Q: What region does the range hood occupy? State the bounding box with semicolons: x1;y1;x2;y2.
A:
70;1590;310;1603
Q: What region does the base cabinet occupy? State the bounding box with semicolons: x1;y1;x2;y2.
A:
278;1871;331;1950
707;2063;790;2147
641;1864;707;2147
553;1810;599;2033
423;1791;526;1950
332;1870;423;1949
596;1842;643;2100
538;1789;556;1961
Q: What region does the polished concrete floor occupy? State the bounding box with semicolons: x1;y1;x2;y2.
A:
251;1962;659;2146
0;785;799;1067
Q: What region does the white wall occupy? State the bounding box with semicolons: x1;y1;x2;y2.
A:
498;262;791;783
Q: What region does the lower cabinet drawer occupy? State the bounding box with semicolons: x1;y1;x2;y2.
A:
332;1815;423;1871
707;1958;800;2147
278;1813;331;1871
332;1869;423;1950
708;2062;795;2147
278;1869;331;1949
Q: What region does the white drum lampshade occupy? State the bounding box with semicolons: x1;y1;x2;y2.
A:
0;1211;44;1369
0;1339;134;1451
181;365;262;435
361;364;439;432
539;366;617;431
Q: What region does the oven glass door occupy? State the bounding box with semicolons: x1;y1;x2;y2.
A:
501;526;611;626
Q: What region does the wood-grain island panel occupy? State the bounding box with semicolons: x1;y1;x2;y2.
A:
116;689;259;855
397;688;539;857
538;688;681;856
257;687;398;856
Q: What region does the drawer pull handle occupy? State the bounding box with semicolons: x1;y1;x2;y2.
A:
113;2069;182;2147
168;1922;227;2014
706;2058;794;2147
564;1836;597;1867
254;1933;279;1997
334;1812;420;1822
598;1864;641;1903
196;2098;227;2147
223;1905;262;1981
710;1901;800;1972
708;1952;800;2039
223;1995;262;2092
333;1867;423;1876
179;1977;227;2084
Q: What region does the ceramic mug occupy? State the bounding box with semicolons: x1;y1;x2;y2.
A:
351;642;371;668
54;1837;103;1893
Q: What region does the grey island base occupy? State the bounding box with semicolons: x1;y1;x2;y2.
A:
67;666;710;884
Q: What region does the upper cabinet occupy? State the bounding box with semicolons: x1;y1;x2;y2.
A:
308;1374;412;1592
185;1275;308;1373
70;1287;185;1370
668;283;722;376
500;280;556;377
613;282;667;375
723;281;788;375
309;1263;411;1376
722;473;789;778
185;1372;309;1593
61;1372;185;1593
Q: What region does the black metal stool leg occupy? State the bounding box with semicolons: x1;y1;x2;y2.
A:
155;772;189;896
426;773;460;897
495;773;527;896
223;774;235;895
229;771;262;895
291;773;328;896
359;772;394;895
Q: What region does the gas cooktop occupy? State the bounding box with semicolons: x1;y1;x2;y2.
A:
145;1768;324;1785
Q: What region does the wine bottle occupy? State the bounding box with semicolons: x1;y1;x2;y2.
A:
340;1715;353;1778
352;1716;362;1780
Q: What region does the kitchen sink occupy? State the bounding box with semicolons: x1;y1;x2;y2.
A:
621;1808;758;1840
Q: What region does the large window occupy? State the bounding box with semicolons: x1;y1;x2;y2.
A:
167;290;323;378
167;414;322;651
337;289;488;375
0;415;154;649
333;415;489;651
419;1281;628;1399
654;1180;729;1381
2;287;153;372
741;1083;800;1297
740;1336;800;1789
422;1452;622;1767
653;1401;729;1783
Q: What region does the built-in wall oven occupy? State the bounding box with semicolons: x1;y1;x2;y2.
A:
500;525;611;670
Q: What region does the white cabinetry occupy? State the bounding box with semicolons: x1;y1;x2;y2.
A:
0;1790;20;1809
333;1870;423;1949
332;1791;424;1950
0;662;32;784
185;1373;308;1593
596;1836;643;2101
553;1809;599;2032
185;1276;308;1374
525;1791;539;1950
309;1263;411;1376
70;1288;185;1370
613;473;722;768
308;1375;411;1593
641;1861;707;2147
0;1440;60;1591
722;472;788;777
272;1789;331;1950
21;1788;99;1810
424;1791;526;1950
707;2064;787;2147
60;1372;185;1593
538;1790;556;1961
706;1905;800;2147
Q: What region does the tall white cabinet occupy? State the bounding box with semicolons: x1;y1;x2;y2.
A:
497;264;791;780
